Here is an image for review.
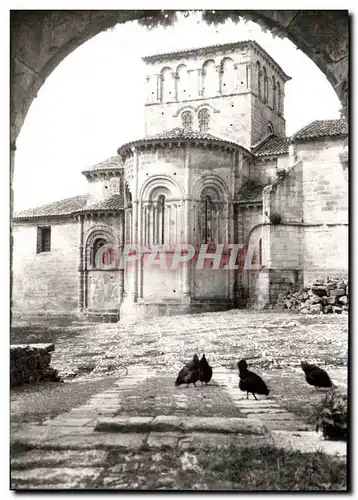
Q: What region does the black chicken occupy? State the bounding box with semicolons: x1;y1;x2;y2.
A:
300;361;333;389
199;354;213;385
175;354;200;388
237;359;270;400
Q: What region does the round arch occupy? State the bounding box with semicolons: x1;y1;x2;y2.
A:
139;175;184;203
10;10;348;146
192;174;230;202
84;224;120;270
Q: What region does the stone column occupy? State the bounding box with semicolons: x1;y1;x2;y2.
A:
77;215;85;314
118;210;125;303
130;148;139;302
198;69;203;97
228;201;236;300
182;144;191;302
137;197;143;299
246;63;252;91
10;141;16;324
216;65;222;94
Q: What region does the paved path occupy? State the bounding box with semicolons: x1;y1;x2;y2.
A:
11;361;346;489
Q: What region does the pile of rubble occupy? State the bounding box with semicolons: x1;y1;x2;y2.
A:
10;343;61;388
276;278;349;314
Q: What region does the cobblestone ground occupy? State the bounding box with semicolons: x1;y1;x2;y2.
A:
11;310;348;489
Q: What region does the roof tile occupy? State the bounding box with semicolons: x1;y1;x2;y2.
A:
237;183;267;204
82;194;125;212
82;156;123;174
292;118;348;141
253;135;289;157
14;193;125;220
118;127;245;154
14;195;89;220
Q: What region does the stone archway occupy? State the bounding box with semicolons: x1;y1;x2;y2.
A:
10;10;348;146
9;10;348;317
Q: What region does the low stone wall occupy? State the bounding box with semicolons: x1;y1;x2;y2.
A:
275;277;348;314
10;343;61;388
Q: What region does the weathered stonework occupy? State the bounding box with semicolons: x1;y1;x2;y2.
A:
12;28;348;322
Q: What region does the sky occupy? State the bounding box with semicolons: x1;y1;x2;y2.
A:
13;11;342;212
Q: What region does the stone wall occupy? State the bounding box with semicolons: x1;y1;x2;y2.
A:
295;137;348;284
266;161;303;224
250;94;286;145
12;219;79;320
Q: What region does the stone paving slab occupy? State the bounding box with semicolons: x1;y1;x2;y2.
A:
178;433;273;450
262;420;312;431
95;416;154;433
146;432;180;449
11;467;103;489
271;430;347;457
11;449;108;469
95;416;267;435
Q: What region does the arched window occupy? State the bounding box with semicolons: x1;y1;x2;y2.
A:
272;76;276;111
157;195;166;245
92;238;115;268
221;57;236;94
204;196;214;243
263;67;268;103
160;67;173;102
176;64;188;101
202;60;216;98
181;110;193;130
256;61;261;100
199;189;219;244
198;108;210;133
277;81;282;115
267;123;274;135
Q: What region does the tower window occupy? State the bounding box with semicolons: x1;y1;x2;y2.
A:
36;226;51;253
272;76;277;111
181;110;193;130
263;67;268;103
256;61;261;100
198;109;210;133
277;81;282;115
267;123;274;134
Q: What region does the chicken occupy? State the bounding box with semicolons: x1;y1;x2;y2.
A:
237;359;270;400
199;354;213;386
300;361;333;389
175;354;200;388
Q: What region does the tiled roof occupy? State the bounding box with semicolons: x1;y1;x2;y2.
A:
118;127;246;154
253;135;290;157
79;194;125;212
82;156;123;175
237;183;266;204
142;40;291;82
14;195;89;220
14;193;125;220
292;118;348;141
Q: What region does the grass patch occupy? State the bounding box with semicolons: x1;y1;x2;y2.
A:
195;445;347;491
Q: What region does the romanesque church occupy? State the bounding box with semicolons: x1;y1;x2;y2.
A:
13;41;348;323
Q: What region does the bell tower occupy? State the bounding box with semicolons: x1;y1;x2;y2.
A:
142;40;291;149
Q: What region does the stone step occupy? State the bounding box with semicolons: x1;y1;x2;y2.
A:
94;415;268;435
